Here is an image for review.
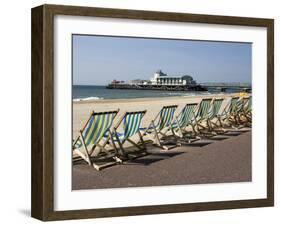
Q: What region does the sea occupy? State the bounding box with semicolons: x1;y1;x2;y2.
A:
73;85;239;101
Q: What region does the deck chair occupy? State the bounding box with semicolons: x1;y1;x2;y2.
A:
142;105;178;150
205;98;224;133
244;96;252;122
237;96;252;126
191;98;213;136
72;110;121;171
214;96;239;128
111;110;147;159
225;97;249;127
171;103;199;143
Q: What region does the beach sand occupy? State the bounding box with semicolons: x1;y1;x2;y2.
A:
73;93;241;138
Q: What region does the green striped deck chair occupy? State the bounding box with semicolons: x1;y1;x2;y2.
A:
171;103;199;141
238;96;252;125
217;96;239;127
230;97;247;126
244;96;252;120
206;98;224;132
72;110;121;171
142;105;178;150
112;111;147;159
191;98;212;134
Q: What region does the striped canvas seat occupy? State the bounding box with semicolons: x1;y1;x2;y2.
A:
142;105;178;150
219;96;239;119
191;98;214;135
74;112;117;149
205;98;225;133
244;96;252;123
172;103;197;129
171;103;199;142
207;98;223;120
243;96;252;113
216;96;248;128
194;98;212;122
238;96;252;125
72;110;121;171
234;97;245;114
113;111;145;141
111;110;147;158
228;97;239;115
145;105;177;133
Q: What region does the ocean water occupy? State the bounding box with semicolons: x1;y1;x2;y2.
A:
73;85;237;101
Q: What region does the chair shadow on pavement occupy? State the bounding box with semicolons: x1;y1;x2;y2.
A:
124;152;184;166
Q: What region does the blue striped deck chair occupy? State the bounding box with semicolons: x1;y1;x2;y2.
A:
142;105;178;150
111;110;147;159
171;103;199;142
72;110;121;171
191;98;213;135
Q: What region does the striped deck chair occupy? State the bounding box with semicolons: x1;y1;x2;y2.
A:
191;98;213;135
230;97;246;126
215;96;239;128
205;98;224;133
72;110;121;171
238;96;252;126
111;111;147;159
244;96;252;122
142;105;178;150
171;103;199;142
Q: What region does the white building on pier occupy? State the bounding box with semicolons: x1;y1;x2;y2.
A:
150;70;195;86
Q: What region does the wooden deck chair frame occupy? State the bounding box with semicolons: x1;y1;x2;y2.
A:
143;105;178;150
72;110;122;171
112;110;147;160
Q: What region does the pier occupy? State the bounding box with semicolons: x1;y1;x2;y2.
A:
106;83;251;92
106;70;251;93
106;83;206;91
199;82;252;92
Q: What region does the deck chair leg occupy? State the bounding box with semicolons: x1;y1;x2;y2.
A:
153;128;173;150
151;124;161;146
116;136;127;157
108;131;123;162
138;131;147;150
76;133;92;165
92;161;120;171
127;138;143;150
174;119;184;138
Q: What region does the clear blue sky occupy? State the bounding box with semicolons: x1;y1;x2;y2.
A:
73;35;252;85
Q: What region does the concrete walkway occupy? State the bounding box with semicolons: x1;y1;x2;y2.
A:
72;130;251;190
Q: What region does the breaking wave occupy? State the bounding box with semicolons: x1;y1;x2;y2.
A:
73;96;104;102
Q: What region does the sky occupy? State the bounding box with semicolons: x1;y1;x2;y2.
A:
72;35;252;86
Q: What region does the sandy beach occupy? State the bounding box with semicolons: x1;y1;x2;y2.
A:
73;93;241;138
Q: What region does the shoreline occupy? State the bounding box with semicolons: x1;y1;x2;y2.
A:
73;92;241;104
